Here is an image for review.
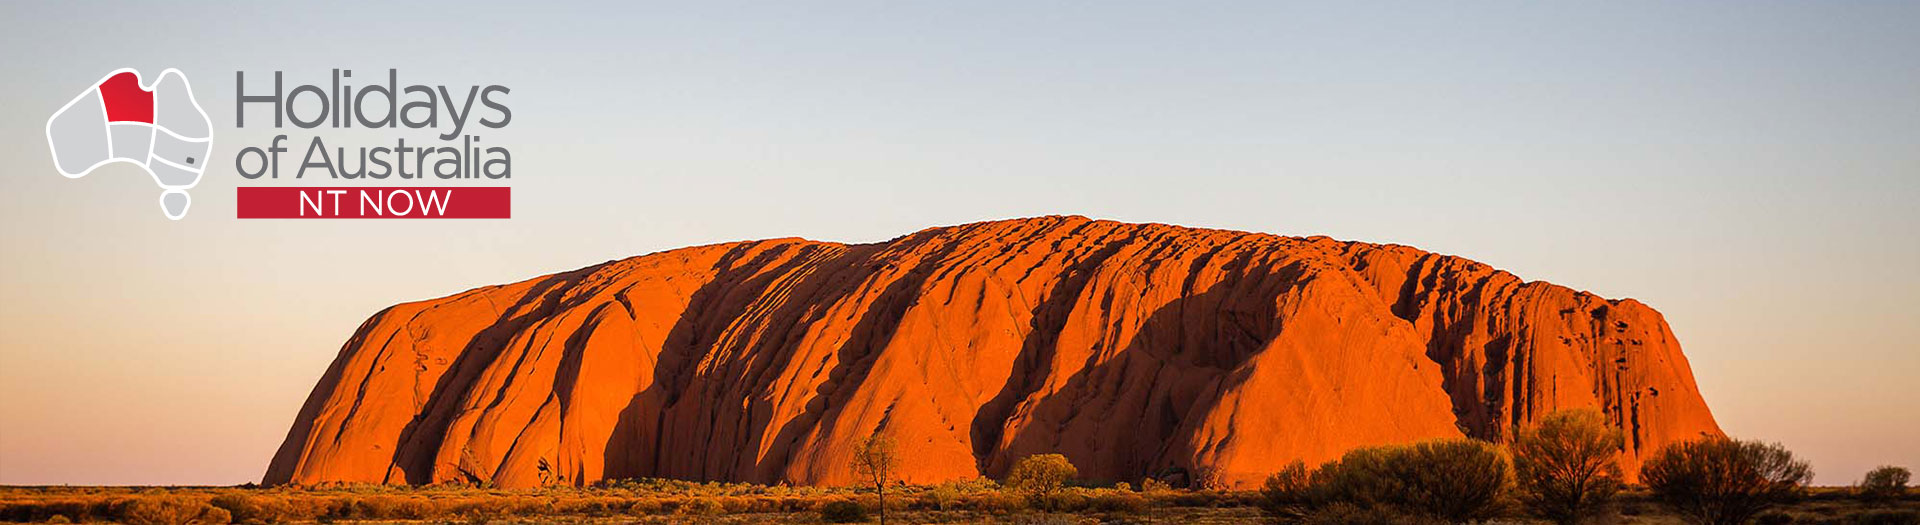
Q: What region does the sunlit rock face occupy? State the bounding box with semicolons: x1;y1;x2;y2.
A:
265;216;1721;489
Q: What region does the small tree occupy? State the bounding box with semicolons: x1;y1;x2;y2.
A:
1006;453;1078;496
851;431;898;525
1640;438;1812;525
1512;409;1626;525
1259;460;1314;522
1858;465;1912;501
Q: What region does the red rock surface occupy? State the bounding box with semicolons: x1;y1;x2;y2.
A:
265;216;1721;488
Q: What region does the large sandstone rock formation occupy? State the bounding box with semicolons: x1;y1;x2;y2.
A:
265;216;1721;488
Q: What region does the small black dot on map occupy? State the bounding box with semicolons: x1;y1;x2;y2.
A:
186;157;195;164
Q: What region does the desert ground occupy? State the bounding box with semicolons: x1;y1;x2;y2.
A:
1;482;1913;524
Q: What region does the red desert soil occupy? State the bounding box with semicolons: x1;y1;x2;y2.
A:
266;216;1720;489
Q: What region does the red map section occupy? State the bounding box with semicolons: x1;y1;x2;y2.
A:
98;72;154;124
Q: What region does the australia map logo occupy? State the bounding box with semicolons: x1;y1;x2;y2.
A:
46;68;213;220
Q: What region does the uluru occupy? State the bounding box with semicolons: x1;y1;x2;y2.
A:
264;216;1721;489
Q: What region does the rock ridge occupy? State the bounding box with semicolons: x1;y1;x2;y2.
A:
265;216;1721;488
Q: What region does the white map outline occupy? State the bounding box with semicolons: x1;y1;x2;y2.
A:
45;68;214;220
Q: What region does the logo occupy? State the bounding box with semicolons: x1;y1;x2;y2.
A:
46;68;213;220
230;69;514;219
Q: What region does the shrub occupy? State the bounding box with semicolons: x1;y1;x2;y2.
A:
672;498;724;517
819;499;867;523
1010;514;1083;525
1310;439;1515;522
210;493;292;523
1258;460;1313;521
1006;454;1078;496
346;494;433;519
1028;489;1091;512
1640;438;1812;525
1858;465;1912;500
717;495;760;514
1168;489;1225;507
0;498;110;523
921;483;960;511
1091;491;1148;513
1300;502;1440;525
1512;409;1626;525
281;494;333;520
1851;509;1920;525
115;496;218;525
1310;446;1400;508
972;490;1027;514
624;498;664;515
1397;439;1515;521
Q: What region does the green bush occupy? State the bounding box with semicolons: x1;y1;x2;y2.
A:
1005;454;1078;496
1398;439;1516;521
1309;439;1515;522
1858;465;1912;501
1512;409;1626;525
1258;460;1313;521
1310;446;1400;508
819;499;867;523
1640;438;1812;525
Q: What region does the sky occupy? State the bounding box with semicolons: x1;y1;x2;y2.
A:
0;1;1914;486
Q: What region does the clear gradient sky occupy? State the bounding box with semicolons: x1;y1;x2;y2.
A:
0;1;1914;486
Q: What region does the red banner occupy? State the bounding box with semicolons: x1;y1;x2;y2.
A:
236;187;510;219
